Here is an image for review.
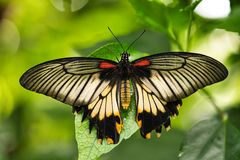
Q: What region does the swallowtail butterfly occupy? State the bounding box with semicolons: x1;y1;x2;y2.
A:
20;33;228;144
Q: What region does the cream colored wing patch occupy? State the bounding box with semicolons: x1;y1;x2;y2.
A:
85;82;123;144
133;78;182;139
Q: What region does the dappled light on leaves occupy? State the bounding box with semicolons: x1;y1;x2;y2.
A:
50;0;89;12
194;0;231;19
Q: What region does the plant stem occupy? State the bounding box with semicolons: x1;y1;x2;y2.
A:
168;30;184;51
186;11;193;52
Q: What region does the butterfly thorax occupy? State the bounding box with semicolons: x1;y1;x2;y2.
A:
118;52;131;77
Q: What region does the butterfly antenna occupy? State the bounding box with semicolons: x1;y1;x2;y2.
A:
108;27;125;52
126;29;145;52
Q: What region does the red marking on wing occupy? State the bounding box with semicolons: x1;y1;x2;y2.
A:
133;59;151;67
99;61;116;69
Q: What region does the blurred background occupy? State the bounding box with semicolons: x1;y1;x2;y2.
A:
0;0;240;160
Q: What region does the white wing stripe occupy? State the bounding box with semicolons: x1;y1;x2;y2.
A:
73;76;92;106
61;76;80;102
183;66;206;86
167;71;187;97
51;74;73;98
157;71;178;100
64;76;86;105
186;64;210;85
190;62;217;83
31;67;63;91
39;70;66;93
55;75;75;101
23;64;61;84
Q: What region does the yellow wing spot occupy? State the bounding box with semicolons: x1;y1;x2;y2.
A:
156;133;161;138
97;139;103;145
145;133;151;139
113;106;120;117
107;138;114;144
166;126;171;131
137;105;143;114
116;122;123;134
137;119;142;127
177;104;181;110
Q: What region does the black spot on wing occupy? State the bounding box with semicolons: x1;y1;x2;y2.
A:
89;115;120;144
137;100;182;138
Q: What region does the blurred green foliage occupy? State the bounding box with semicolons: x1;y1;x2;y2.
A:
0;0;240;160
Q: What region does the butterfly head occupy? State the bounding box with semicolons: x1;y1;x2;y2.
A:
121;52;130;62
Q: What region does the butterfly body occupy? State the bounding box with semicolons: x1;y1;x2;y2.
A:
20;51;228;144
99;52;148;110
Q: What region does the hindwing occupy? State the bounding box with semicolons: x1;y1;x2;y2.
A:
132;76;182;138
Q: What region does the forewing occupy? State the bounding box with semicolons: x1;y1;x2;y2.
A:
132;52;228;102
20;57;117;106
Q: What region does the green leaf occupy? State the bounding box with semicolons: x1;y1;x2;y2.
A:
129;0;195;32
129;0;195;51
89;43;124;61
179;116;240;160
75;44;139;160
75;99;138;160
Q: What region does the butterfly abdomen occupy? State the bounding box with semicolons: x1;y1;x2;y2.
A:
120;79;131;109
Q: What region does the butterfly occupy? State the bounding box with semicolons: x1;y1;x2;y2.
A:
19;48;228;144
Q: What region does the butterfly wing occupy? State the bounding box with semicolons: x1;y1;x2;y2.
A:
131;52;228;137
132;77;182;138
20;57;122;144
87;80;122;144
